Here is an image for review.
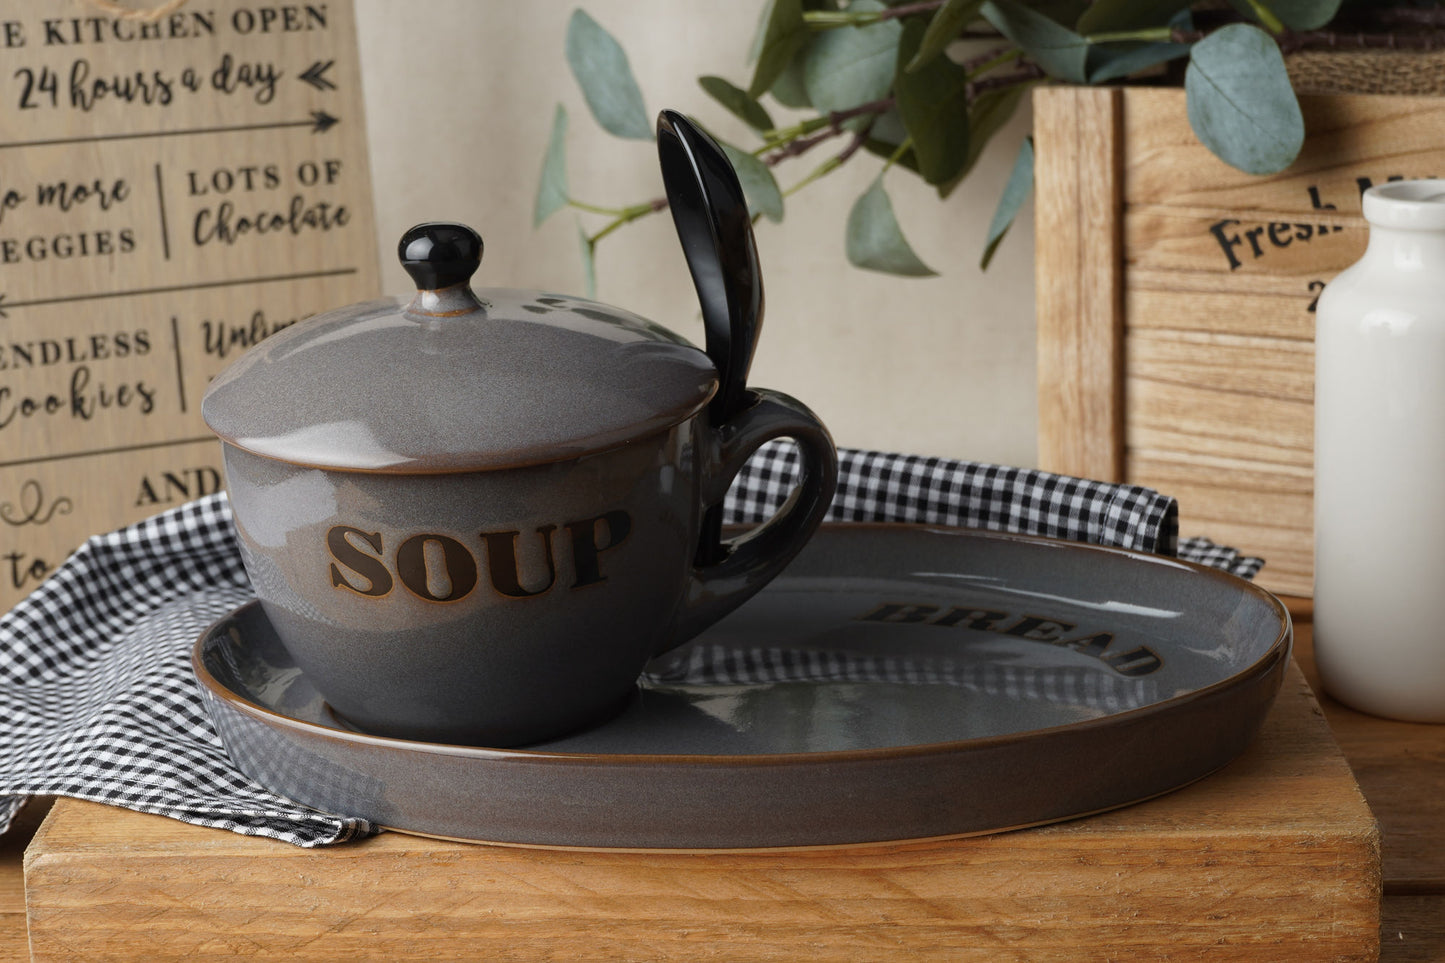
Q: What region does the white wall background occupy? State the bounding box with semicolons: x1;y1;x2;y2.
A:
353;0;1039;467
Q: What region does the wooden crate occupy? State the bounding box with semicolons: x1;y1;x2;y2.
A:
1034;86;1445;597
23;662;1379;961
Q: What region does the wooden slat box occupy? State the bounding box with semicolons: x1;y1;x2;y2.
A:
1034;87;1445;597
24;663;1379;961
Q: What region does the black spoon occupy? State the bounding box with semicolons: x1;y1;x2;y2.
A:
657;109;766;563
657;109;764;425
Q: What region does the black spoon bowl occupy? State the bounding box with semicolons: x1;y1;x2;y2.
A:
657;109;764;425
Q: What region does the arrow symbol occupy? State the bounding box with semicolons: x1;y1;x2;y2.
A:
299;60;336;92
1;114;341;150
309;110;339;133
0;294;7;319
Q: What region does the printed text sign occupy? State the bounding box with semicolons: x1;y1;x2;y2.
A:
0;0;380;610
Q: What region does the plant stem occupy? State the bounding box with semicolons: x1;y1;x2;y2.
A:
784;127;874;197
586;197;668;246
784;156;844;197
581;98;894;248
1084;27;1175;45
839;125;874;165
761;125;840;164
760;115;833;150
963;46;1023;79
763;97;895;149
1240;0;1286;35
780;127;873;200
882;137;913;175
567;199;635;218
803;0;944;30
966;64;1045;99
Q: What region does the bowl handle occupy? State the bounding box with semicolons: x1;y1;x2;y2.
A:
666;388;838;650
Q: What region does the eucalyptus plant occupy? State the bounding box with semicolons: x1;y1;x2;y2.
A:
537;0;1436;285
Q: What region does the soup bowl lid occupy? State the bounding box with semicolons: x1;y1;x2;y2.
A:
201;222;718;474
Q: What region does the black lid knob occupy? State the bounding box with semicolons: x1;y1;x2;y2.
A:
399;223;483;291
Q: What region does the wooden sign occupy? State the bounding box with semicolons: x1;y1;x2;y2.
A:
0;0;379;611
1034;86;1445;598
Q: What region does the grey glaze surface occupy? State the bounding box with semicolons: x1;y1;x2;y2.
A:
193;524;1292;850
200;287;717;473
221;388;835;748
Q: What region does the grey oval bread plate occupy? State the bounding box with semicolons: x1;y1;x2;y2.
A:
193;524;1291;850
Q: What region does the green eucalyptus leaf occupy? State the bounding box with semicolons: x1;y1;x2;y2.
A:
751;0;832;64
577;220;597;298
770;54;813;107
1030;0;1090;25
749;0;809;98
719;141;785;223
566;9;652;140
1077;0;1194;33
894;19;970;186
906;0;985;73
1185;23;1303;175
980;136;1033;270
700;76;775;132
747;0;771;65
964;82;1030;171
1226;0;1342;31
846;176;937;277
1274;0;1344;30
870;105;909;146
803;0;903;113
936;79;1034;198
534;104;569;227
980;0;1088;84
860;107;922;175
1086;40;1190;83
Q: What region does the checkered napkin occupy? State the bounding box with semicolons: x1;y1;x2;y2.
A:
0;444;1263;847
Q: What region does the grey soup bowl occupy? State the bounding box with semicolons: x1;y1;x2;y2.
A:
201;221;837;747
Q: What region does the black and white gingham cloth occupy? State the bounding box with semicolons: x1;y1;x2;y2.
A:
0;445;1262;847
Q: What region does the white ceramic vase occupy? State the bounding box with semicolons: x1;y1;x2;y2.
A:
1314;179;1445;723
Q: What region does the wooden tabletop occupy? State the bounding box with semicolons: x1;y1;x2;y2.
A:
1286;601;1445;961
0;795;43;963
2;597;1441;960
